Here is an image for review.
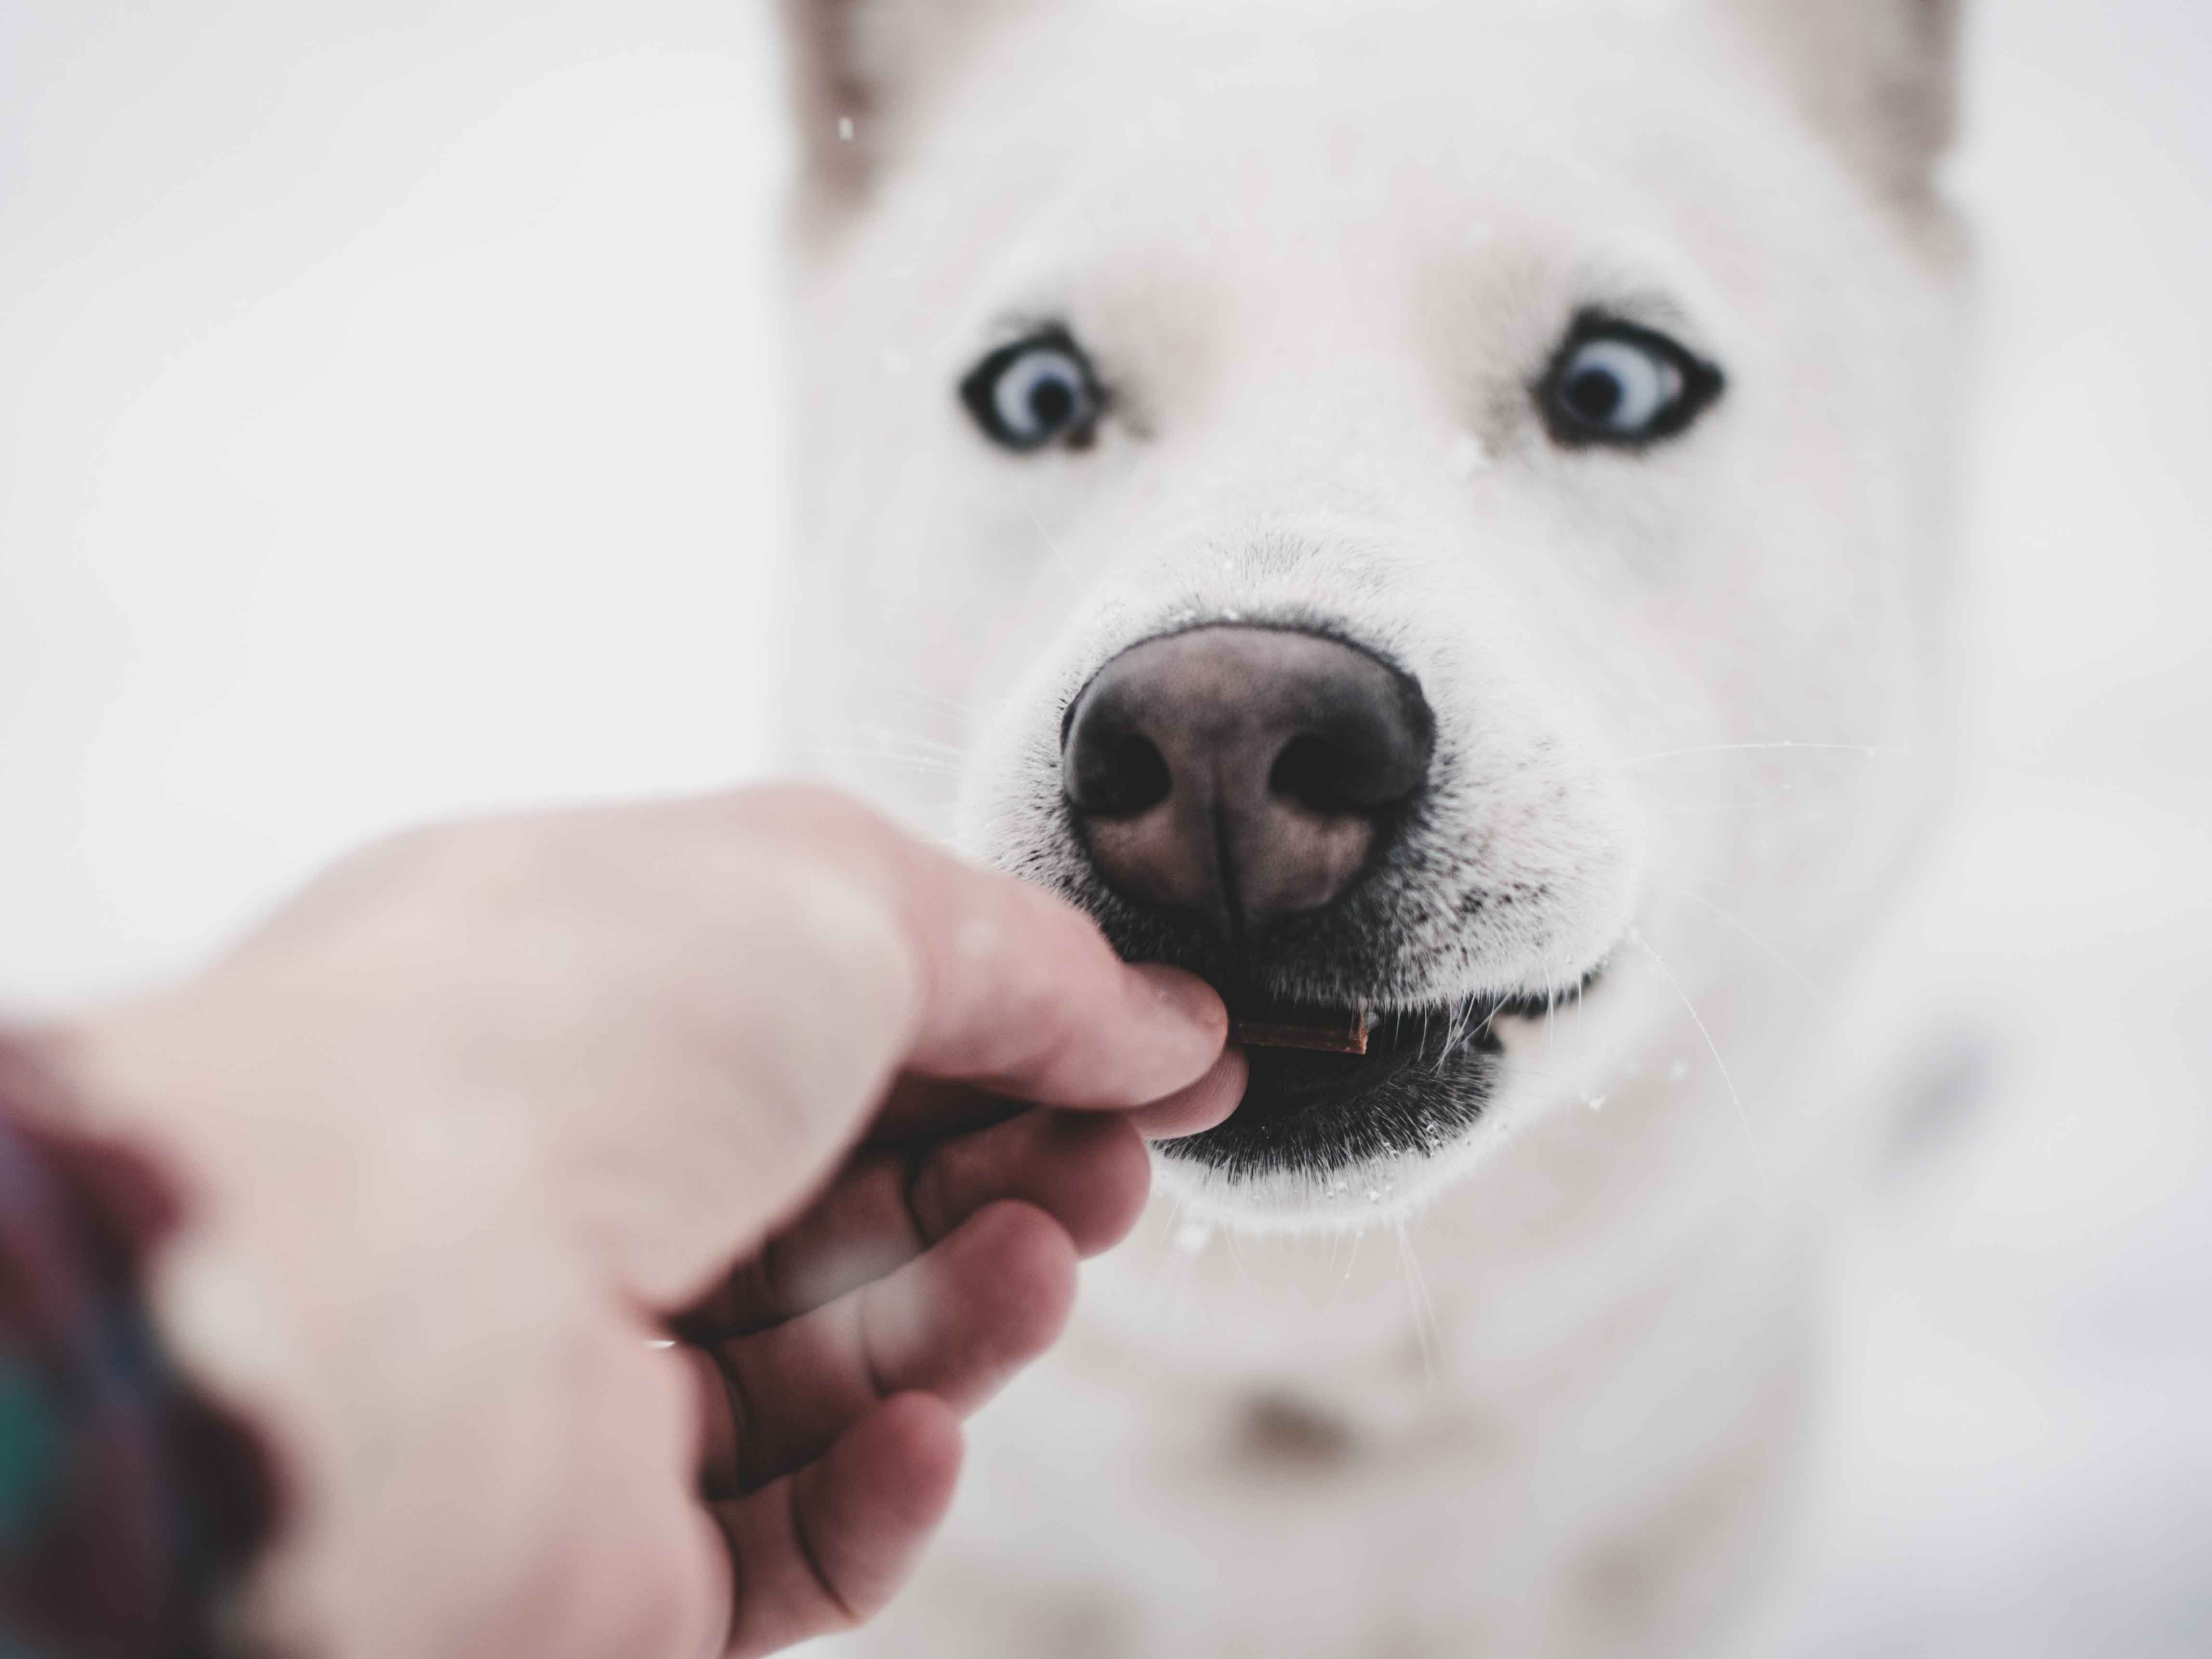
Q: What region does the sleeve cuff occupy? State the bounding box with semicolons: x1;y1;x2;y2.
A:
0;1033;281;1658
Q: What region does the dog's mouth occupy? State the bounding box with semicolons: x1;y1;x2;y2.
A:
1161;985;1577;1181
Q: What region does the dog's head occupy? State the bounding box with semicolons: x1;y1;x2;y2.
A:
776;0;1967;1226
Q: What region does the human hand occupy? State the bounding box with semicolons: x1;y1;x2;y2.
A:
47;786;1242;1659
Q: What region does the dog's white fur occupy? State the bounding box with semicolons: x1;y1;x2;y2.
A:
776;1;1968;1651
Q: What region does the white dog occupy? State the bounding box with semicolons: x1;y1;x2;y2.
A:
773;1;1968;1652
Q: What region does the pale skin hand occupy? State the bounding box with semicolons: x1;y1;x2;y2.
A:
47;786;1245;1659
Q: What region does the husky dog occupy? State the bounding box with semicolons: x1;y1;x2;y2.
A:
774;1;1967;1652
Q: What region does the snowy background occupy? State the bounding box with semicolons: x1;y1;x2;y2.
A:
1;1;2206;1651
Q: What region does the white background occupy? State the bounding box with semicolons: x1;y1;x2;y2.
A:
2;2;2207;1651
0;1;794;1005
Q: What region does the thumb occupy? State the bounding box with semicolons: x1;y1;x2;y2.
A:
557;789;1227;1310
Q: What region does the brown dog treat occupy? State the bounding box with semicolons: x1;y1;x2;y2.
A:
1230;1011;1370;1056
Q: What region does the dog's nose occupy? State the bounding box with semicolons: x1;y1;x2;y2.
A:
1062;626;1432;937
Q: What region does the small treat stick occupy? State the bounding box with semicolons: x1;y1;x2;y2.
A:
1231;1006;1370;1056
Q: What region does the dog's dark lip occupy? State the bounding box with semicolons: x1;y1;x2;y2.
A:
1161;971;1604;1179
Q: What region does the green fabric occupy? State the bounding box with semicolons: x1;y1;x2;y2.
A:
0;1360;65;1548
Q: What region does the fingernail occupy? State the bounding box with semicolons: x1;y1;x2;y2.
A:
1130;964;1227;1038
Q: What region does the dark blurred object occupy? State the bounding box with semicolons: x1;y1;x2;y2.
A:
0;1039;277;1659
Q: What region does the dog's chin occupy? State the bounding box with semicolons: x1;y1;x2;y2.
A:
1153;980;1598;1230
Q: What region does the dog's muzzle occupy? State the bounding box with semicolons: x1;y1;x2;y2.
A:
1059;624;1488;1179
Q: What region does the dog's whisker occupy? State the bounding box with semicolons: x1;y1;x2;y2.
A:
1655;876;1834;1011
838;733;967;760
1223;1223;1258;1289
814;743;960;770
1651;791;1801;816
840;663;988;720
800;727;960;754
1135;1193;1210;1345
1321;1225;1367;1315
1393;1218;1443;1388
1427;1003;1456;1078
819;754;963;780
831;723;970;757
803;735;965;770
838;694;977;733
1669;866;1762;899
878;688;982;724
1627;927;1771;1199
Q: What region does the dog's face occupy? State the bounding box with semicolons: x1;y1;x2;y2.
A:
778;0;1966;1226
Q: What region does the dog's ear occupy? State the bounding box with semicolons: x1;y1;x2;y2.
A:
778;0;1031;209
1721;0;1964;200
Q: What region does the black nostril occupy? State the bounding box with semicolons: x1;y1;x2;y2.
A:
1071;730;1172;817
1268;733;1353;813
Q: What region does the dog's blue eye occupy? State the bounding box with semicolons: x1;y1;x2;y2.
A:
960;330;1103;451
1539;316;1723;448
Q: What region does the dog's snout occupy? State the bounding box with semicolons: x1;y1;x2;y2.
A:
1062;626;1432;937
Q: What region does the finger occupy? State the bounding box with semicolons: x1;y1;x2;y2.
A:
869;1075;1026;1143
700;1200;1076;1496
714;1392;962;1659
726;787;1230;1111
685;1340;741;1500
910;1110;1150;1261
555;785;1225;1308
1128;1046;1249;1139
686;1111;1150;1340
681;1154;927;1341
